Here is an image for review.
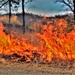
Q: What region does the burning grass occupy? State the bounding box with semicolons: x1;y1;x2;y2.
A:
0;18;75;63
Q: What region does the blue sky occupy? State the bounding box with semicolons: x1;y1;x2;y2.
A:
25;0;66;12
0;0;73;16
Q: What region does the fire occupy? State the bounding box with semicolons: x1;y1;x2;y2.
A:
36;19;75;61
0;18;75;63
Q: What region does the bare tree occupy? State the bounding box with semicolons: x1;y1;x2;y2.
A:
55;0;74;13
0;0;34;33
0;0;19;23
22;0;34;33
22;0;25;33
73;0;75;20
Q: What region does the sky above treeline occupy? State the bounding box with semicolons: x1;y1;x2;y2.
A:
0;0;73;16
25;0;66;11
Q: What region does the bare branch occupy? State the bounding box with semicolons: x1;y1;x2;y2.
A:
0;1;8;8
55;0;74;13
25;0;34;4
12;0;19;4
62;0;74;12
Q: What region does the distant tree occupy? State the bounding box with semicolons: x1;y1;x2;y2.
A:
0;0;19;23
55;0;74;13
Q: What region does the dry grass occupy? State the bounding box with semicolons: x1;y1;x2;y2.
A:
0;59;75;75
0;15;22;25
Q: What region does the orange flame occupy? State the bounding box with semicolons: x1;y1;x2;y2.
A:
0;18;75;63
36;19;75;61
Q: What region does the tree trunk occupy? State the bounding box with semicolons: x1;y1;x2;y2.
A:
9;0;11;24
22;0;25;33
73;0;75;20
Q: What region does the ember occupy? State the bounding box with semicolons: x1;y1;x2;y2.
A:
0;18;75;63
